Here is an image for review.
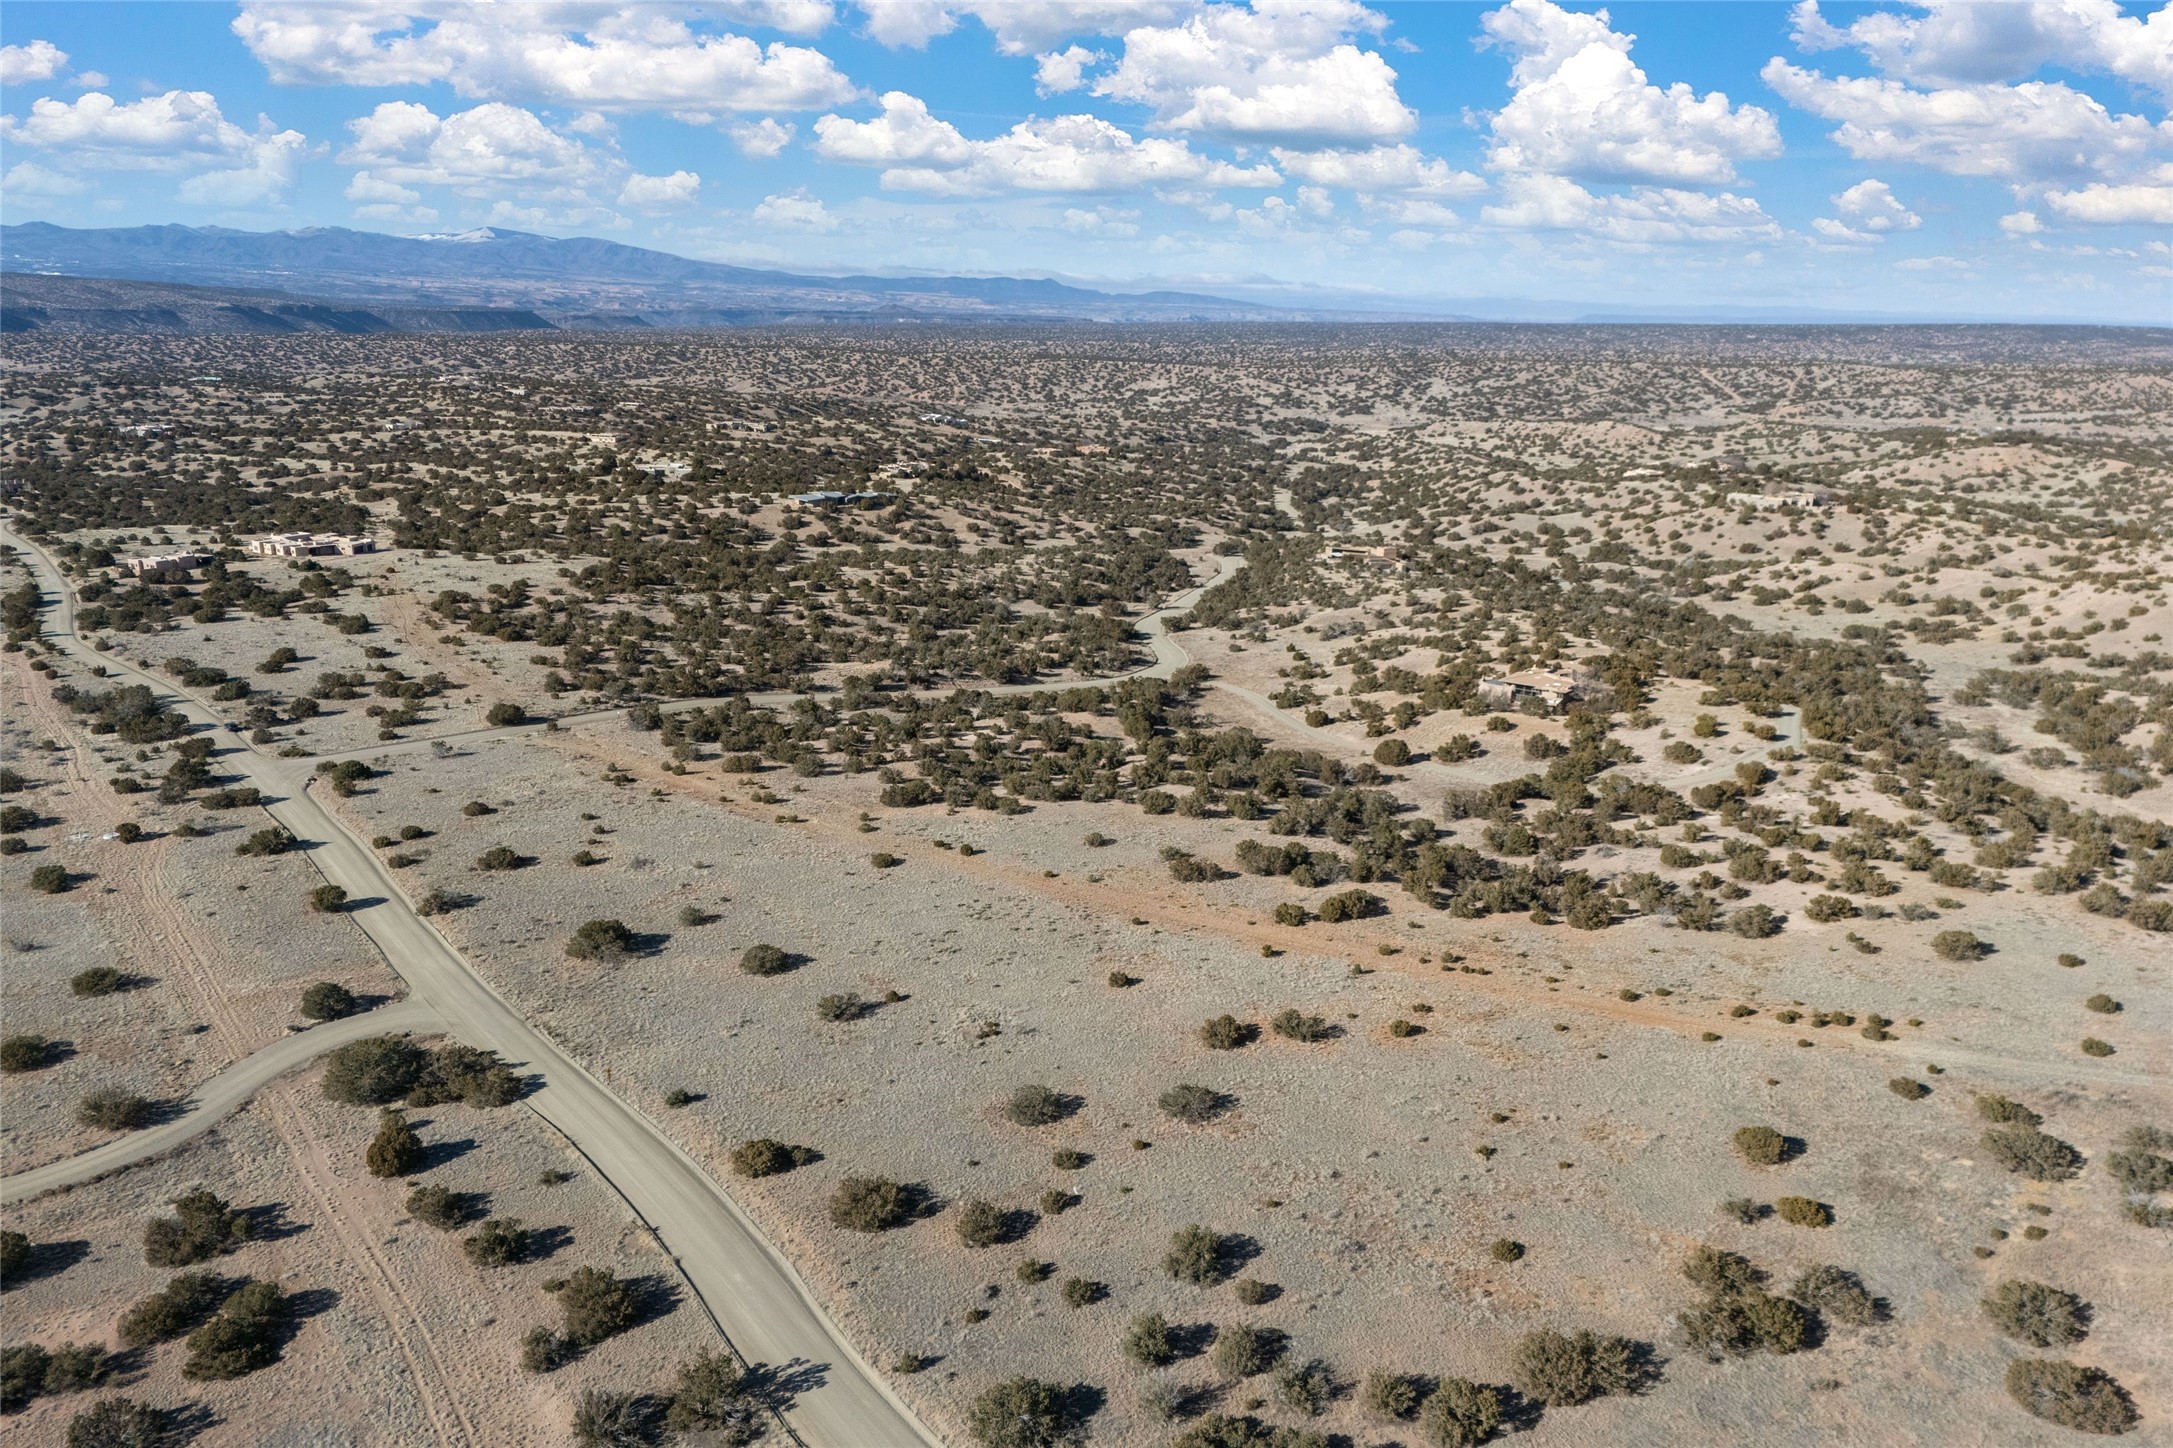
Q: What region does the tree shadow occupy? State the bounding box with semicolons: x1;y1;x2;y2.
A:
745;1357;829;1412
1167;1321;1220;1362
165;1400;222;1445
3;1237;91;1289
1059;1381;1106;1433
238;1201;308;1243
625;1274;682;1331
1214;1233;1263;1279
416;1135;477;1172
522;1224;574;1264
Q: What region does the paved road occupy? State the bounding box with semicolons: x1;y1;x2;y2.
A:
0;522;943;1448
2;999;444;1206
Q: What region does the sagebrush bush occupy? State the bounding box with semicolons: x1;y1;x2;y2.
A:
2004;1359;2138;1435
1212;1323;1282;1378
1983;1125;2084;1181
731;1138;817;1177
1982;1280;2089;1348
1510;1329;1644;1407
1123;1313;1174;1366
830;1176;909;1232
1159;1083;1231;1124
1423;1378;1504;1448
1005;1084;1071;1126
1774;1196;1832;1228
1164;1224;1229;1285
1733;1125;1788;1165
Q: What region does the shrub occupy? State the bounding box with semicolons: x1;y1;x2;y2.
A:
1233;1278;1274;1306
731;1138;817;1178
1052;1148;1088;1170
521;1326;574;1374
1316;889;1382;923
830;1177;909;1232
558;1266;639;1346
66;1399;169;1448
365;1109;424;1177
1773;1196;1831;1227
1888;1077;1929;1100
0;1229;26;1281
1976;1093;2042;1126
485;702;526;727
967;1377;1073;1448
870;851;902;869
1789;1265;1879;1327
308;884;348;913
405;1184;474;1230
815;992;867;1022
1;1342;47;1412
1160;1083;1232;1124
1164;1224;1229;1285
182;1279;288;1379
408;1044;522;1108
70;966;126;997
1273;902;1308;927
1802;893;1856;922
118;1271;229;1347
143;1190;252;1267
1983;1280;2089;1347
29;863;69;893
475;845;522;871
1213;1324;1283;1378
957;1200;1010;1248
1123;1312;1176;1366
1373;738;1411;766
1270;1008;1332;1043
1983;1125;2084;1181
463;801;495;817
1930;929;1984;961
1422;1378;1504;1448
2084;994;2120;1014
0;1033;49;1073
571;1389;650;1448
1733;1126;1789;1166
2004;1360;2139;1435
738;943;790;975
566;918;635;962
463;1218;530;1268
298;980;357;1021
322;1035;427;1104
1006;1084;1072;1126
1060;1276;1103;1308
1509;1329;1644;1407
1362;1370;1422;1420
1489;1238;1525;1264
1198;1015;1254;1050
76;1090;152;1131
664;1350;764;1440
2080;1037;2115;1057
1277;1359;1337;1415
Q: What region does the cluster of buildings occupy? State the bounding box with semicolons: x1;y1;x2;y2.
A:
1727;488;1833;510
784;490;895;511
119;531;380;579
247;532;379;558
1478;668;1589;711
1324;542;1406;574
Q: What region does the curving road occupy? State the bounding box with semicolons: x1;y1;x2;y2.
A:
0;521;943;1448
2;999;444;1206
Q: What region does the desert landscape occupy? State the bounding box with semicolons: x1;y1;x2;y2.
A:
3;322;2168;1447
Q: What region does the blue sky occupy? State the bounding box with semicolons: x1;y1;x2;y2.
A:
3;1;2169;319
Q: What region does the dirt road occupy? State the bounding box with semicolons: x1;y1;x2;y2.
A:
0;522;943;1448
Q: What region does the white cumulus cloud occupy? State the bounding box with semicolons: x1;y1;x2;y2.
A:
1481;172;1782;243
1091;0;1415;145
340;100;612;197
2041;181;2173;224
1812;176;1922;242
753;186;838;228
619;169;702;208
0;39;68;85
815;91;1280;193
0;89;310;203
1763;59;2171;182
730;117;798;156
1035;44;1104;93
858;1;1194;54
1270;143;1485;197
1480;0;1781;185
1788;0;2173;100
233;3;856;112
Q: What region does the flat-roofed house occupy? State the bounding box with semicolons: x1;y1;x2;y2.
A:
124;551;211;578
1478;668;1585;711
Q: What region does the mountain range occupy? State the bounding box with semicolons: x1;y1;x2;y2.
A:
0;222;1331;328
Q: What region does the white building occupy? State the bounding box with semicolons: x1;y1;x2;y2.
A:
248;532;379;558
